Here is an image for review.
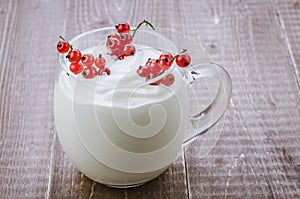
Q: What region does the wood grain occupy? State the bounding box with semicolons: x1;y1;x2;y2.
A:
276;0;300;88
183;0;300;198
0;0;65;198
0;0;300;198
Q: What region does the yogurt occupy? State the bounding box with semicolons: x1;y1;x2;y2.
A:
54;45;189;186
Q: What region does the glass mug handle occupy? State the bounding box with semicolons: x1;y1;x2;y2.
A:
183;62;232;147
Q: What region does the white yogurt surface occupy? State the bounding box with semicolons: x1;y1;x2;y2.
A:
54;45;189;186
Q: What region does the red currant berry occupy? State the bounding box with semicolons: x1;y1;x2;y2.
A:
123;44;136;56
82;53;95;67
120;33;132;45
108;47;124;58
116;23;130;33
137;66;151;77
152;80;162;85
108;34;121;40
118;54;125;60
67;49;82;63
108;46;122;55
106;36;121;49
98;67;111;76
146;59;152;67
159;53;173;70
146;73;161;86
95;54;106;69
82;67;97;79
146;59;157;67
146;73;155;80
69;62;83;74
175;53;191;68
162;73;175;86
150;64;161;75
57;41;70;53
146;59;161;75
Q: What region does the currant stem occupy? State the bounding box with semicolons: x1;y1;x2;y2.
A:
59;35;66;41
59;35;73;49
132;19;155;38
170;49;187;62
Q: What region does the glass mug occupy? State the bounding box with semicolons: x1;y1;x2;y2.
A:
54;27;232;187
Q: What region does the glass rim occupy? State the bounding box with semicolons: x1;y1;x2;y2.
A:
58;27;181;86
57;26;212;87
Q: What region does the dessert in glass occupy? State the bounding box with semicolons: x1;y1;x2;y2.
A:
54;21;232;187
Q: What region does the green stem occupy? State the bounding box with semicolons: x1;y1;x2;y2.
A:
170;49;187;62
59;35;73;49
59;35;66;41
132;19;155;38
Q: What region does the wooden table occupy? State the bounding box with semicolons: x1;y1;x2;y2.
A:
1;0;300;198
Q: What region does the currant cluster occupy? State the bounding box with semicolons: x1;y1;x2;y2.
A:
106;20;155;60
106;22;135;60
57;36;110;79
137;50;191;87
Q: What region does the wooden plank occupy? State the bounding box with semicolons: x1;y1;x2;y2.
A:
0;0;66;198
126;156;187;199
182;0;300;198
0;1;10;49
47;135;125;199
1;0;299;198
275;0;300;88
